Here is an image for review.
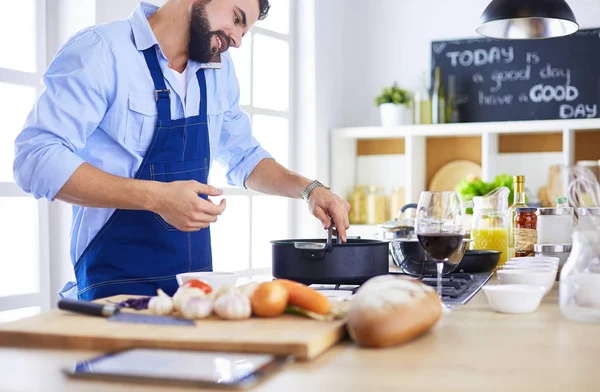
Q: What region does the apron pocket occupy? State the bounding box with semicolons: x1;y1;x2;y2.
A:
150;159;209;231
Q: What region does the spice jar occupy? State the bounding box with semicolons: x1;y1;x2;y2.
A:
515;207;537;257
365;186;387;225
349;185;368;224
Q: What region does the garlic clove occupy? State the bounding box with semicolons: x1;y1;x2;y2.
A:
173;287;206;311
213;293;251;320
149;289;174;316
180;297;213;320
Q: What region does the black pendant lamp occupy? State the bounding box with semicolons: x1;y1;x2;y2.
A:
476;0;579;39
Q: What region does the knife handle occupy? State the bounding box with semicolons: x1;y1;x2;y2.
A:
58;299;117;317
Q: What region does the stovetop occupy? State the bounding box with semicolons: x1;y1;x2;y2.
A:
310;271;493;307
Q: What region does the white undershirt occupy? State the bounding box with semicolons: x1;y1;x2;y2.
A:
172;67;188;102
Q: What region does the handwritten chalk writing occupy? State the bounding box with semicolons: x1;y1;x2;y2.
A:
560;104;598;118
446;47;514;67
490;65;531;92
473;73;485;83
518;93;529;102
479;91;514;105
526;52;540;65
529;84;579;103
539;64;571;85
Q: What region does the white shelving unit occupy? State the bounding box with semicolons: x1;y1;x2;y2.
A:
330;118;600;238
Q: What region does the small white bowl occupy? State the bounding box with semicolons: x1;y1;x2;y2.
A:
176;271;238;291
496;269;557;294
483;284;546;314
510;256;560;265
503;263;557;271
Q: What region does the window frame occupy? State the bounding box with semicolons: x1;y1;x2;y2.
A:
210;3;297;276
0;0;51;316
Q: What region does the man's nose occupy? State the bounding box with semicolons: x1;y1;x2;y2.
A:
229;30;243;48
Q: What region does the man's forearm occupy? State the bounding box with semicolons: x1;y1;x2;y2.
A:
244;159;312;199
55;162;158;211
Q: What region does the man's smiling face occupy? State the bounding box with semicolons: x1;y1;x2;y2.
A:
188;0;260;63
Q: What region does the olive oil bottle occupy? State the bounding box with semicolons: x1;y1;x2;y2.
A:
507;175;528;259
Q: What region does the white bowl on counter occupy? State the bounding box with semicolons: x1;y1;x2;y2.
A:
496;269;557;294
176;271;238;291
483;284;547;314
502;263;557;271
509;256;560;265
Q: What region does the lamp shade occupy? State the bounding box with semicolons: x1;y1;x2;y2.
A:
476;0;579;39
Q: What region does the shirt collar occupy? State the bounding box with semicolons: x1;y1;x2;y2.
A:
129;2;222;69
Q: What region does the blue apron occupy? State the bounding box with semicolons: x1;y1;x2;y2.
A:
69;47;213;301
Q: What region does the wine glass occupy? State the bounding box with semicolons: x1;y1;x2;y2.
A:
414;191;464;301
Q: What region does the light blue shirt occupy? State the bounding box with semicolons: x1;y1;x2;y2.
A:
13;2;272;264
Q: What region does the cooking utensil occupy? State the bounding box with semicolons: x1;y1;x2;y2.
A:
378;203;418;240
455;250;501;273
57;299;196;326
390;238;471;276
272;220;389;286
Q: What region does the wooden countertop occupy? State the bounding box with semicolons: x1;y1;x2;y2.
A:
0;281;598;392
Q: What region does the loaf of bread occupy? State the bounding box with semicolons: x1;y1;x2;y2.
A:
346;275;442;348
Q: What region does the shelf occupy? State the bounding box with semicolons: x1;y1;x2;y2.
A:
332;118;600;139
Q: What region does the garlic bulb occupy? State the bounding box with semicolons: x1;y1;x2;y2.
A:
173;287;206;311
213;293;251;320
238;281;259;298
208;283;239;302
180;297;212;320
148;289;174;316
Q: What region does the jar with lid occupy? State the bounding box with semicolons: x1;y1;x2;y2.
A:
365;186;387;225
349;185;368;224
514;207;537;257
536;202;574;244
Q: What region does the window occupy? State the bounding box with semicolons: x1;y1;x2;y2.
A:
209;0;293;274
0;0;49;320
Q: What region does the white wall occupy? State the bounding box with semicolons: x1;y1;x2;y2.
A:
338;0;600;127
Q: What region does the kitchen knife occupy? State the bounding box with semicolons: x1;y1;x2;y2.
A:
57;299;196;326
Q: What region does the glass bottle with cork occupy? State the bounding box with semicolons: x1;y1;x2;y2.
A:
508;175;528;259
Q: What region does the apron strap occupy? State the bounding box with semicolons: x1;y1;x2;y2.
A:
142;47;172;121
196;69;208;118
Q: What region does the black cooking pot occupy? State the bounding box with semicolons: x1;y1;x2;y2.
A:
271;225;389;285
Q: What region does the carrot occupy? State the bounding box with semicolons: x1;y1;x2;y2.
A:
276;279;331;315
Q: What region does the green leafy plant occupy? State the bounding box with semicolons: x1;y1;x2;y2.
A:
455;174;526;214
375;82;412;107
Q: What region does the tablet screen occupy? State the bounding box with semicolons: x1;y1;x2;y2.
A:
67;348;292;388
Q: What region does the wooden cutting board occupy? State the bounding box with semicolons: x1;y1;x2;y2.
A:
0;296;348;360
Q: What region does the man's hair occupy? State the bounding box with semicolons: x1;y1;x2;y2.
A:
258;0;270;20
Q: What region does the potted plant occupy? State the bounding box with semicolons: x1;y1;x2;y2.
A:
375;83;412;126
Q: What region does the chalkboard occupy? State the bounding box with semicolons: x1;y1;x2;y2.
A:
430;28;600;123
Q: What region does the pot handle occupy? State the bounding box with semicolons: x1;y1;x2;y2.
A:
293;218;335;251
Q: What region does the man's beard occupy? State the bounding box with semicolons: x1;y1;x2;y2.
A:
189;2;229;63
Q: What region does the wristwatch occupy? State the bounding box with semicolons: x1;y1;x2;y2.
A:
303;180;330;202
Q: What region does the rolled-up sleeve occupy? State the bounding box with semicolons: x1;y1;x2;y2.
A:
13;29;113;201
214;53;273;188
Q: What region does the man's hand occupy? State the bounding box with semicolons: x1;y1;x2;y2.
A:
308;187;351;242
152;180;227;232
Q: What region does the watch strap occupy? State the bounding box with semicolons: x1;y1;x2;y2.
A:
303;180;329;202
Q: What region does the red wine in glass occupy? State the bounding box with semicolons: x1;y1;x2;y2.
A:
417;233;465;261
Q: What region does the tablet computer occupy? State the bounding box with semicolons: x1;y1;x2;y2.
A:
63;348;294;389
